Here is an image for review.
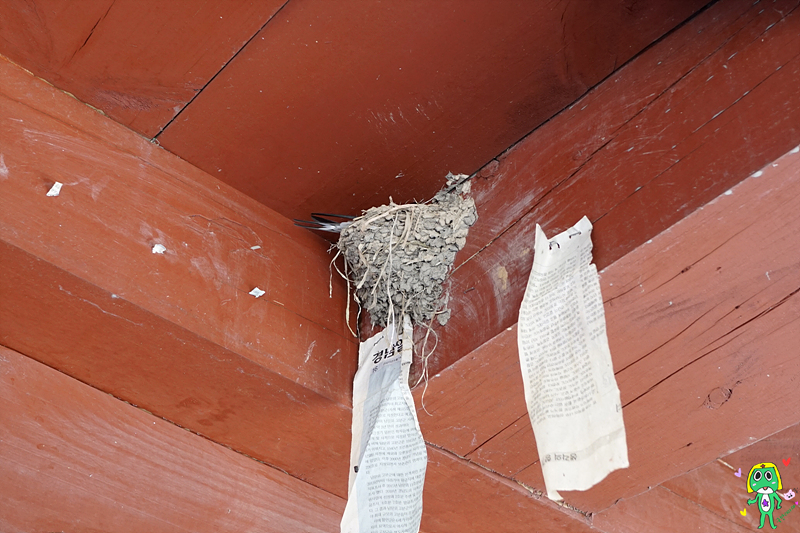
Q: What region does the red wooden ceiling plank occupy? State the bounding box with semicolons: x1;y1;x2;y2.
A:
598;423;800;531
0;340;605;533
0;241;352;494
717;426;800;499
457;0;791;262
0;55;355;398
421;446;598;533
157;0;705;222
467;407;538;478
663;424;800;524
497;147;800;511
0;254;619;530
0;0;286;137
412;0;800;383
0;345;344;533
413;323;525;457
0;56;355;494
591;486;753;533
415;144;800;514
658;461;750;530
660;423;800;527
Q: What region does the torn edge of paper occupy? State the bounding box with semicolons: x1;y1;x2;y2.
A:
517;216;628;501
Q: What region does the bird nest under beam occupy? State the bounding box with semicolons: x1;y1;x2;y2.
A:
336;173;477;330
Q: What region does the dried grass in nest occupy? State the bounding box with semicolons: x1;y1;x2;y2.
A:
336;174;477;334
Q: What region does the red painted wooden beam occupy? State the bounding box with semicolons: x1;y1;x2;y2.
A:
421;446;596;533
595;422;800;531
415;143;800;515
0;341;606;533
0;345;345;533
593;486;753;533
0;55;356;495
416;0;800;382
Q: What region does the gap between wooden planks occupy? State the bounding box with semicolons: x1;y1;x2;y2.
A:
1;341;609;533
414;0;800;384
0;1;288;137
0;344;344;533
155;0;706;225
414;142;800;516
594;421;800;532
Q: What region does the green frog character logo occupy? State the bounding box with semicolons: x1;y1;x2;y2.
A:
747;462;783;529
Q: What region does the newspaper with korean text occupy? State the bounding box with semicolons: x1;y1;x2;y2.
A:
341;314;427;533
517;216;628;501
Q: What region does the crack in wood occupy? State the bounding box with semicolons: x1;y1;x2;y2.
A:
465;411;529;456
153;0;293;138
461;0;797;284
425;439;593;519
65;0;116;67
616;305;718;376
458;1;756;278
699;285;800;352
624;329;746;409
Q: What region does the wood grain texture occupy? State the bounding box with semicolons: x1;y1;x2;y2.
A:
659;422;800;530
0;56;355;495
157;0;704;222
415;0;800;383
602;423;800;532
0;345;344;533
421;446;597;533
0;0;286;137
0;241;353;495
416;144;800;514
0;344;608;533
592;486;753;533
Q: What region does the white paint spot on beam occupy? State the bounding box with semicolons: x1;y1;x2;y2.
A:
46;182;63;196
790;146;799;154
752;170;763;178
151;243;167;254
305;340;317;363
0;154;8;179
249;287;265;298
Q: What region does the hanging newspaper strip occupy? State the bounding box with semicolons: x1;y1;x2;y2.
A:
341;315;427;533
517;216;628;501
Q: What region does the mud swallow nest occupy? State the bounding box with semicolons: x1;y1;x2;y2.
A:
337;174;477;328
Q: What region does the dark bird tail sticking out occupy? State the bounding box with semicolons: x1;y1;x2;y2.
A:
293;213;355;233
